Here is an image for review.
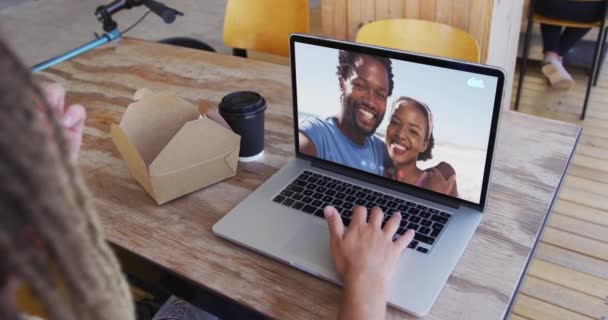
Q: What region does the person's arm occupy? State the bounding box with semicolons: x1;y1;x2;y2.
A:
299;132;317;157
340;271;388;320
324;206;415;320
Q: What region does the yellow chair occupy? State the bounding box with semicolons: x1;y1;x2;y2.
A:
17;283;47;318
514;0;608;120
355;19;480;63
223;0;310;58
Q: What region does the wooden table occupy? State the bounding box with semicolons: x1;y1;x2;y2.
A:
39;38;581;319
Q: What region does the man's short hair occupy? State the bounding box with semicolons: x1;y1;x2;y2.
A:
336;50;394;96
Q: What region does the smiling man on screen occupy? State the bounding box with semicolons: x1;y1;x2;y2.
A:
299;50;394;175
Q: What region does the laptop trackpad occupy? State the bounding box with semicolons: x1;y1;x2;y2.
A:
282;223;334;275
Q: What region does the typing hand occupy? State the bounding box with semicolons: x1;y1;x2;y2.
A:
39;82;86;162
324;205;414;320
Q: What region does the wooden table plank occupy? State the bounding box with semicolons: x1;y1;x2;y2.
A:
567;164;608;185
547;213;608;243
559;185;608;212
552;199;608;227
542;227;608;262
38;38;581;319
576;144;608;160
527;259;608;299
508;314;530;320
520;276;607;319
534;242;608;279
512;294;594;320
563;175;608;197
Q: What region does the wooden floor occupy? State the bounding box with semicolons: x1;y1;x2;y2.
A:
508;61;608;320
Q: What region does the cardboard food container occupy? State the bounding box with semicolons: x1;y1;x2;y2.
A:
111;88;240;205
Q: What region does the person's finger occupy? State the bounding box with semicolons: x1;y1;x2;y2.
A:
351;205;367;227
383;211;401;238
324;206;345;275
369;206;383;228
62;104;86;129
446;175;456;195
65;129;83;161
428;167;441;175
394;229;415;251
60;105;86;162
429;170;445;182
435;161;455;178
418;171;433;187
324;206;345;241
40;82;66;115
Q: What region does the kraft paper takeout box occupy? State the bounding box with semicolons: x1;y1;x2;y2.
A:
111;88;240;205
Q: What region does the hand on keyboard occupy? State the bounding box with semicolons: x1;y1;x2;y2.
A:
324;205;415;320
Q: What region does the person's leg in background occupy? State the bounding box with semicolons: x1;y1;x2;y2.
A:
539;23;575;88
559;27;594;56
540;23;563;62
535;0;604;89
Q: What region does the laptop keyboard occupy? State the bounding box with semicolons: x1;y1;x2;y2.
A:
272;170;453;254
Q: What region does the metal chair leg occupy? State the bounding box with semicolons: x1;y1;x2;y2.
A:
583;51;601;120
233;48;247;58
583;5;607;120
583;72;595;120
515;0;537;111
583;40;603;120
589;26;603;87
593;26;608;86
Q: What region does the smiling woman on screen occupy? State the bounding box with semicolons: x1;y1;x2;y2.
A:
384;97;458;197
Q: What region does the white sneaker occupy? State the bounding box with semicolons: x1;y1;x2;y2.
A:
541;60;574;89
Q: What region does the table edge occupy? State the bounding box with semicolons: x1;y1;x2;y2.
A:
109;242;270;320
500;125;582;319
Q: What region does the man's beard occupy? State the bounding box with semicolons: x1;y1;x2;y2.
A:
343;98;383;137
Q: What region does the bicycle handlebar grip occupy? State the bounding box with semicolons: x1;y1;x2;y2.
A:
144;0;181;24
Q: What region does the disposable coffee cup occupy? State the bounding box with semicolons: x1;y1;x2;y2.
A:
219;91;267;162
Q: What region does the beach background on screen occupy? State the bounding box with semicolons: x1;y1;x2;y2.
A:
295;42;498;204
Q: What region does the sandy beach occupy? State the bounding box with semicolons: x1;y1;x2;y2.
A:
417;141;486;203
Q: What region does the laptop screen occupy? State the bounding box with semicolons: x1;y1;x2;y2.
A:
291;36;503;208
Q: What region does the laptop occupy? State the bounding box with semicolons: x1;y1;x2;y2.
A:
213;34;505;316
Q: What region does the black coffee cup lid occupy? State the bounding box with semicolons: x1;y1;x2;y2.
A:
219;91;266;116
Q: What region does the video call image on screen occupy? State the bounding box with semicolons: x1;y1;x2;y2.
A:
295;42;498;204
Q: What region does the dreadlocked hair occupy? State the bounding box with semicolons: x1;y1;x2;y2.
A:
337;50;395;96
0;38;134;320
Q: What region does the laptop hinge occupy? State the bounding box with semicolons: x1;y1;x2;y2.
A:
311;159;461;210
